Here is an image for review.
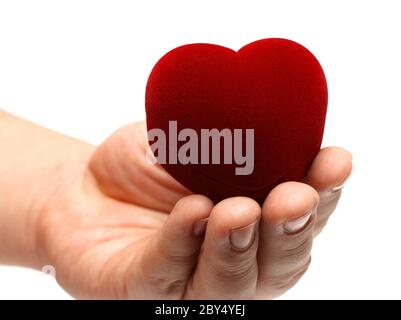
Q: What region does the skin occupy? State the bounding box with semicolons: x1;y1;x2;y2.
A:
0;110;352;299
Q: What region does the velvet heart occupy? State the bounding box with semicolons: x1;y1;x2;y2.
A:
145;38;327;204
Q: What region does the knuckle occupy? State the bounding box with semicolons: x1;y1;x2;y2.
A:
163;249;199;267
267;257;312;291
155;236;199;267
159;277;187;297
214;261;257;288
212;249;258;285
282;236;313;263
278;224;314;261
267;227;313;273
319;190;341;210
146;272;187;298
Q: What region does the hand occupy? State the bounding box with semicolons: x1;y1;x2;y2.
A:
33;120;352;299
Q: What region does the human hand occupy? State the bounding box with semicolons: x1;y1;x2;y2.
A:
33;121;352;299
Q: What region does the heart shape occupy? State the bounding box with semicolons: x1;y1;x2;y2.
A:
145;38;327;204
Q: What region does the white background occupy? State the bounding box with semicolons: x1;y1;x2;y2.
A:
0;0;400;299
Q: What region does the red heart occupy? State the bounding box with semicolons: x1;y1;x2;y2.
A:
145;38;327;204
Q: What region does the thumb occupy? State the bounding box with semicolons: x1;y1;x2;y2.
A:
89;121;190;212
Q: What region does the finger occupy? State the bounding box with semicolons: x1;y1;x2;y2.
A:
305;147;353;235
90;121;191;213
127;195;213;299
185;197;261;299
257;182;319;299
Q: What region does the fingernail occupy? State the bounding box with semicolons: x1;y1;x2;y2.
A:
331;166;354;193
283;209;314;234
230;221;258;251
194;218;208;237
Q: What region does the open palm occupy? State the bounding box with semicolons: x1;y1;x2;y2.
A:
36;121;352;299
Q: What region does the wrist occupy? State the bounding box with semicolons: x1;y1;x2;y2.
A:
31;142;95;270
0;111;95;269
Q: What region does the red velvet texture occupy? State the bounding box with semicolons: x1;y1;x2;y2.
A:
145;38;328;204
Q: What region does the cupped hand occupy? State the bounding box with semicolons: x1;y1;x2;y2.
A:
36;121;352;299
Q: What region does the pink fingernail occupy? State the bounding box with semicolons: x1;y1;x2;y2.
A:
229;221;258;251
332;165;354;193
283;210;313;234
